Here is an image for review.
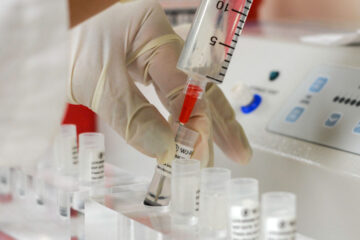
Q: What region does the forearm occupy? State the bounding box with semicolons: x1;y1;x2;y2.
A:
68;0;118;27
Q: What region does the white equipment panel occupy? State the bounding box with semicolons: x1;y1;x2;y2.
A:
268;65;360;155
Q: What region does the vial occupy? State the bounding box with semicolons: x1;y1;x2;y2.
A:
54;124;78;175
0;168;12;203
13;168;27;198
0;168;11;195
72;187;90;212
57;189;71;219
170;159;200;226
199;167;231;239
143;125;199;206
262;192;297;240
229;178;260;240
78;133;105;185
34;176;46;205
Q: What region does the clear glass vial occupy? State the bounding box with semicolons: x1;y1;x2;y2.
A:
78;133;105;185
199;167;231;239
229;178;260;240
54;124;78;175
262;192;297;240
170;158;200;226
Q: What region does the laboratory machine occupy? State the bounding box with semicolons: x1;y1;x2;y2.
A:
99;22;360;240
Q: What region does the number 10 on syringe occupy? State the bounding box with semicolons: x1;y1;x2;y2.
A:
177;0;253;125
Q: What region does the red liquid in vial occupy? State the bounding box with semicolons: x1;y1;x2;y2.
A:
179;84;203;124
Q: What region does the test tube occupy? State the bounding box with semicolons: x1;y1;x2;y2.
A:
54;124;78;175
199;167;231;239
229;178;260;240
262;192;297;240
143;125;199;206
170;159;200;226
78;133;105;185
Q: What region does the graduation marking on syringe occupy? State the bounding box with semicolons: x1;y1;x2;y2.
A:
231;9;247;17
206;75;222;83
219;42;235;49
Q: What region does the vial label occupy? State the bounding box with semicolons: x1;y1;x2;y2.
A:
90;151;105;181
265;216;296;240
195;189;200;211
175;143;194;160
156;163;172;177
71;137;78;165
231;204;260;240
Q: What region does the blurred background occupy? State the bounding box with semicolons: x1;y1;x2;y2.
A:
160;0;360;26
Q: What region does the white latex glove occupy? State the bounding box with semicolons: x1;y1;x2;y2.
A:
69;0;252;167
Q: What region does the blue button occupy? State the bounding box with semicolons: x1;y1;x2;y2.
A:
241;94;262;114
310;77;328;93
353;122;360;134
324;113;342;128
286;107;305;123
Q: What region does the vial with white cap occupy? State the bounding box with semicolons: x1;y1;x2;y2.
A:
199;167;231;239
170;158;200;226
262;192;297;240
143;125;199;206
54;124;78;175
228;178;260;240
78;133;105;185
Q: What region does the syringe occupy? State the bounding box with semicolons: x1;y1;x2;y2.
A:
144;0;255;207
177;0;256;125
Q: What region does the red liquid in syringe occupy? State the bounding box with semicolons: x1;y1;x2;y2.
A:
179;84;203;124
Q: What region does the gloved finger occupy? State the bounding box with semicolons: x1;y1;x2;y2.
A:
206;83;252;164
171;24;251;163
122;0;215;166
140;40;214;168
69;6;177;165
106;80;176;165
165;88;214;168
72;64;177;165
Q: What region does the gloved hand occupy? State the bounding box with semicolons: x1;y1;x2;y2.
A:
68;0;252;167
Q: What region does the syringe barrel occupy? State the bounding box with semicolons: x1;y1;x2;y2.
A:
184;77;208;98
177;0;253;84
